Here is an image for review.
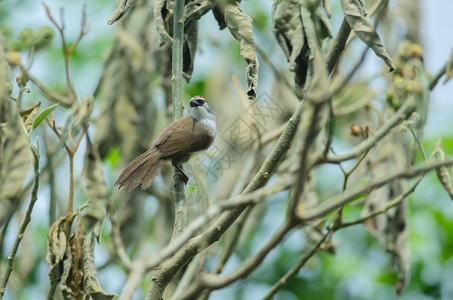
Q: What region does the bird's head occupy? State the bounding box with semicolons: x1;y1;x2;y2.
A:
189;96;214;118
188;95;216;135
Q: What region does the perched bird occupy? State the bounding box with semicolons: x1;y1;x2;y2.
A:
115;96;216;191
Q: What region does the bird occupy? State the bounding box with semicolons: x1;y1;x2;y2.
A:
115;95;216;191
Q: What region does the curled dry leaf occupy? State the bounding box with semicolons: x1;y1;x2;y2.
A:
47;215;116;299
410;59;430;129
362;132;411;294
432;139;453;200
272;1;333;89
224;2;259;100
185;0;215;25
340;0;395;71
436;166;453;200
83;135;108;240
64;96;94;134
154;0;203;82
20;101;41;132
154;0;173;45
0;104;32;226
47;216;73;298
73;96;94;129
83;233;118;299
66;214;86;299
107;0;139;25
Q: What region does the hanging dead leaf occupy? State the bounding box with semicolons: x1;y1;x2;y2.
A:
66;214;86;299
73;96;94;129
0;105;32;226
340;0;395;71
154;0;202;82
432;139;453;200
224;2;259;100
361;132;411;294
83;233;118;299
272;1;333;89
47;216;74;299
83;134;108;240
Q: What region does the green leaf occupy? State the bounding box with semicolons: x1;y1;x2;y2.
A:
32;103;59;129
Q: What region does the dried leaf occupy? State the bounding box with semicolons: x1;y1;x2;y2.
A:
182;19;199;81
272;2;306;73
0;104;32;225
73;96;94;128
436;166;453;199
83;234;118;300
83;136;108;240
362;133;410;293
107;0;138;25
20;101;41;132
410;59;430;129
47;217;72;299
67;215;86;299
154;0;173;45
272;1;333;89
154;0;203;82
340;0;395;71
444;49;453;84
224;2;259;100
185;0;214;24
322;0;332;18
432;139;453;200
96;0;158;159
64;96;94;133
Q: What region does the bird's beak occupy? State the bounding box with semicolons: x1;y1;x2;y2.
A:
190;98;202;107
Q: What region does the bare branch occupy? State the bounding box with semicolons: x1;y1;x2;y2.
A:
0;145;40;297
263;230;332;300
298;159;453;221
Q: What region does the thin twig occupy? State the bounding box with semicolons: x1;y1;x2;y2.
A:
0;146;40;298
341;149;371;191
324;92;419;164
0;31;72;106
43;3;88;103
262;230;332;300
108;204;132;271
429;62;447;91
298;158;453;221
180;221;294;298
45;115;87;234
338;177;423;228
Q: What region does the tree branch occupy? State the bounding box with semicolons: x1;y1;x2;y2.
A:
179;221;294;299
323;92;419;164
262;230;332;300
0;145;40;298
298;159;453;221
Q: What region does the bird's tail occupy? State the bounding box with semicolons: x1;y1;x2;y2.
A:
115;149;164;191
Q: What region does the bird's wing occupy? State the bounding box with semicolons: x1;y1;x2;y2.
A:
153;116;214;158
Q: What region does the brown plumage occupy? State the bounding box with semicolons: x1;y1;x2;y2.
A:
115;116;215;191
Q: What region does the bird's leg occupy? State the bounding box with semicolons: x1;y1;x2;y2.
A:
173;164;189;185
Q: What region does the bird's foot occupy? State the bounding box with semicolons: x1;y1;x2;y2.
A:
173;165;189;185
